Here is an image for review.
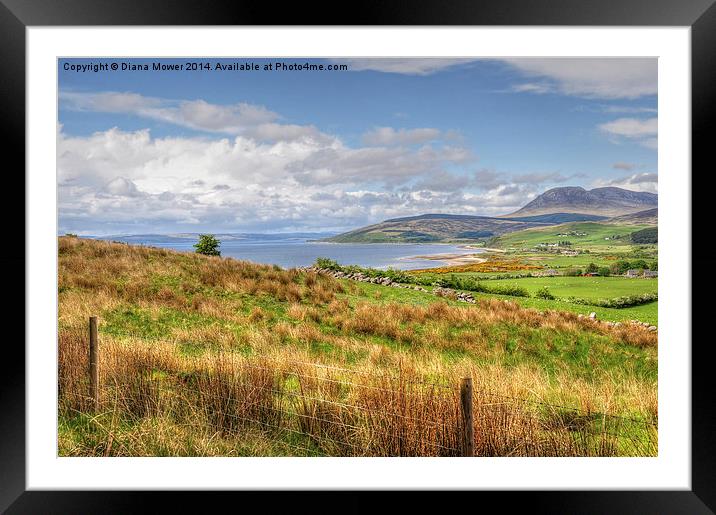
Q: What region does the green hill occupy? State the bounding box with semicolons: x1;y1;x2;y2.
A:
324;213;604;243
490;221;653;250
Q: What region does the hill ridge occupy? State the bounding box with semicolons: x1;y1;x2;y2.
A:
507;186;657;217
324;186;657;243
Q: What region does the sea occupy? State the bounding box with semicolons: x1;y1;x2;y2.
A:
94;233;484;271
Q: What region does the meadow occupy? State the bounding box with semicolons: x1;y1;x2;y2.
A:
491;222;652;250
354;280;658;326
57;236;657;457
469;276;656;300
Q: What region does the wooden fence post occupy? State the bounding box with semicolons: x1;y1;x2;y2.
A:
89;316;99;412
460;377;474;457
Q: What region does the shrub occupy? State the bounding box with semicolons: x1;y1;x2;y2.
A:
569;293;658;308
485;283;530;297
585;263;599;274
631;227;658;244
564;267;583;277
598;267;611;277
315;257;342;271
630;259;649;270
535;286;555;300
194;234;221;256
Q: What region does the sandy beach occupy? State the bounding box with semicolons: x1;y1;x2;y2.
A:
406;245;506;267
408;252;488;266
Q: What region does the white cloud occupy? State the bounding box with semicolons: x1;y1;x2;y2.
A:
592;172;658;194
60;91;327;142
362;127;442;146
411;171;471;192
57;126;488;234
510;83;553;95
102;177;141;197
598;117;658;150
331;58;476;76
502;58;657;99
287;144;470;187
599;117;657;138
246;123;331;144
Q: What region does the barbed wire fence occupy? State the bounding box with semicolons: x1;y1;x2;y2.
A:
58;317;658;457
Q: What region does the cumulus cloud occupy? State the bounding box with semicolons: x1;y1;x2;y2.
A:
331;58;476;76
286;143;475;188
598;117;658;149
472;169;507;191
502;58;657;99
362;127;442;146
411;171;471;192
102;176;142;197
57;126;492;234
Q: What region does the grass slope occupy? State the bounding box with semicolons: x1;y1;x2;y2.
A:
57;237;657;457
491;222;651;250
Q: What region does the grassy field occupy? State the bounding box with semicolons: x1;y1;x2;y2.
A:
475;276;657;299
491;222;652;250
405;269;658;325
57;237;658;457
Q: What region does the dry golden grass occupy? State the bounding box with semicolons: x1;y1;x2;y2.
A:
58;332;656;457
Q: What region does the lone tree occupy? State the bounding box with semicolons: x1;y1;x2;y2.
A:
194;234;221;256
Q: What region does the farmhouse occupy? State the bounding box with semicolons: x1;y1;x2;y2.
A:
625;269;641;278
643;270;658;278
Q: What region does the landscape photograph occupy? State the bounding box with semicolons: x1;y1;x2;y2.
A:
57;57;658;457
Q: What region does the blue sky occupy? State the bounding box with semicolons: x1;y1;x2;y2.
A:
58;58;657;235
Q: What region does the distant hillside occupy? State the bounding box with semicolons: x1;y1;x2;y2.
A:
324;186;656;244
491;221;654;250
506;187;657;217
506;213;608;224
323;214;550;243
607;208;658;225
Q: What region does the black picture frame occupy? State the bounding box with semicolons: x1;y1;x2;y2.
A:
2;1;714;512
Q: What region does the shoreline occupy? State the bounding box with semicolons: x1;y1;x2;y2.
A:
89;234;507;270
406;252;488;266
404;246;504;267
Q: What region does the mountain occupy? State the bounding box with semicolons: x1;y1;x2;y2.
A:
506;186;657;217
607;208;658;225
321;213;604;243
323;186;657;243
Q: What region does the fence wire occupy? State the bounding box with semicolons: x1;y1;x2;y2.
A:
59;349;658;457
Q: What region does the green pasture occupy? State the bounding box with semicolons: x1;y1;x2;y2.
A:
492;222;652;250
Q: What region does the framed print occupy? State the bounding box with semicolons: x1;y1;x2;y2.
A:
3;0;715;512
